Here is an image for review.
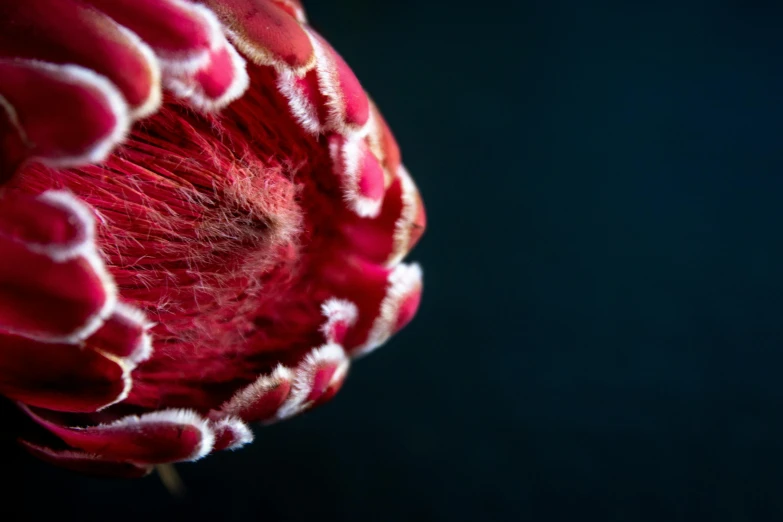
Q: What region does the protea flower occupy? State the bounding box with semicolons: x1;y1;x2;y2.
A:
0;0;425;478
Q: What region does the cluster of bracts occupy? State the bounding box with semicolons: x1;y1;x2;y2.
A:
0;0;425;477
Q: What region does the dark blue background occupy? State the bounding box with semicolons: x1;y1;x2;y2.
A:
6;1;783;520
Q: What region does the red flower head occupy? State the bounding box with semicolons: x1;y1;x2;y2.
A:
0;0;425;477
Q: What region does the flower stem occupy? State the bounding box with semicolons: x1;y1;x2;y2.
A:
156;464;186;497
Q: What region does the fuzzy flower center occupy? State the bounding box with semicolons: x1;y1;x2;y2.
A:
12;66;344;410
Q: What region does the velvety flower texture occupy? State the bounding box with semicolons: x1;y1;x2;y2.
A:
0;0;425;477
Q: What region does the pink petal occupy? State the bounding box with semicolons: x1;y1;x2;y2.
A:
320;298;358;345
276;344;349;420
354;263;423;356
0;0;160;118
88;302;152;365
322;261;423;357
24;407;215;464
219;366;293;422
339;167;426;267
329;134;386;218
0;192;114;342
316;33;370;129
209;416;254;451
276;67;325;133
210;0;314;71
0;334;129;412
165;40;249;112
0;191;86;249
0;59;129;168
0;242;111;341
84;0;215;63
19;440;152;478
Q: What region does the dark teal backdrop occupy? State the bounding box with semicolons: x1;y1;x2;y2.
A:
5;1;783;520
